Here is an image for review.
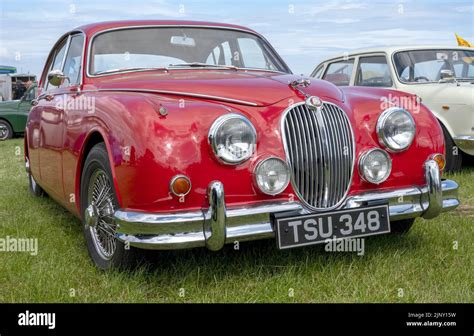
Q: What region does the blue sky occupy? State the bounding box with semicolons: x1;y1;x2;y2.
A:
0;0;473;76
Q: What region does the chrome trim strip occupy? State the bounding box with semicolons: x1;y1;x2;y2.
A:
78;88;259;106
453;135;474;151
114;174;459;250
85;24;292;78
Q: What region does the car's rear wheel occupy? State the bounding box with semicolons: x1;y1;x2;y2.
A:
390;218;415;234
0;120;13;140
80;143;139;270
441;123;462;173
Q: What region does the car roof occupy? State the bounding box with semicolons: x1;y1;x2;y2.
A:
73;20;259;37
322;45;473;62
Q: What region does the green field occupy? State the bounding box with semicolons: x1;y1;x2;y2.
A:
0;138;472;303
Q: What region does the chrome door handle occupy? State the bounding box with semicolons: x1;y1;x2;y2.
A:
33;94;54;105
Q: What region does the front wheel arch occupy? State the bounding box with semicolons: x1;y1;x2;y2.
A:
76;129;123;217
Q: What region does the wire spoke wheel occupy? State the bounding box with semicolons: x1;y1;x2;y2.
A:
86;169;118;260
0;123;10;140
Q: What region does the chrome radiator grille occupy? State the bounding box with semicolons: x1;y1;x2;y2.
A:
282;102;355;209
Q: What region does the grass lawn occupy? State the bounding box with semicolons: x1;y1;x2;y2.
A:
0;138;472;303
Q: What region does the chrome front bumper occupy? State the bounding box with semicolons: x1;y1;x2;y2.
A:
114;160;460;250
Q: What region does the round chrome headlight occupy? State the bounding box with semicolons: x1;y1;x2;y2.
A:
254;157;290;195
377;107;416;152
208;114;257;164
359;148;392;184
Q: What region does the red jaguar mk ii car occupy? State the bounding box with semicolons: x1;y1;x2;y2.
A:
25;20;459;269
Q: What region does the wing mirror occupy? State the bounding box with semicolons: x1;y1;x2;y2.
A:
48;70;69;87
439;69;460;86
440;70;455;82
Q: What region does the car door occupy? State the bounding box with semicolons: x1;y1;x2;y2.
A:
15;85;37;133
36;36;69;199
59;33;86;212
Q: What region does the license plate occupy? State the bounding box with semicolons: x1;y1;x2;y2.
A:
275;205;390;250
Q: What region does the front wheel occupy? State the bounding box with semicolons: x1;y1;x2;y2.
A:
80;143;139;270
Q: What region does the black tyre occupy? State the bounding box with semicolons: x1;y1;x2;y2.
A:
80;143;139;270
390;218;415;234
0;120;13;140
441;123;462;173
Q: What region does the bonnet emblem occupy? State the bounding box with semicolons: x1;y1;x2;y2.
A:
306;96;323;110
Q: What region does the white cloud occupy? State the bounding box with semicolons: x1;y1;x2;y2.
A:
308;1;367;15
316;18;360;24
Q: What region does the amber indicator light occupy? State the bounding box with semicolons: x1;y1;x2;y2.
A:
433;154;446;172
170;175;192;196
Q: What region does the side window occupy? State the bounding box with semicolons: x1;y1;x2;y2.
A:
323;59;354;86
237;38;266;69
45;39;68;91
63;34;84;86
24;86;37;101
356;56;393;87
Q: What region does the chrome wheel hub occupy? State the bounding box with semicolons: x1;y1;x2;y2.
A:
0;125;8;140
86;169;117;260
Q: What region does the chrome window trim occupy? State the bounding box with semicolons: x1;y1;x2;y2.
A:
376;107;416;152
280;101;356;211
85;25;292;78
358;148;392;184
42;30;87;91
208;113;257;165
78;88;259;106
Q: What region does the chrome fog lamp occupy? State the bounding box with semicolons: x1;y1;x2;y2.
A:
377;107;416;152
359;148;392;184
254;157;290;195
209;114;257;164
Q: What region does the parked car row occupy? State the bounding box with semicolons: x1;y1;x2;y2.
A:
21;21;463;269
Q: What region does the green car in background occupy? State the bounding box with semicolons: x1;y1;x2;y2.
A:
0;84;37;140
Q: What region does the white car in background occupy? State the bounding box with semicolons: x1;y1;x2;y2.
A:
311;46;474;172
